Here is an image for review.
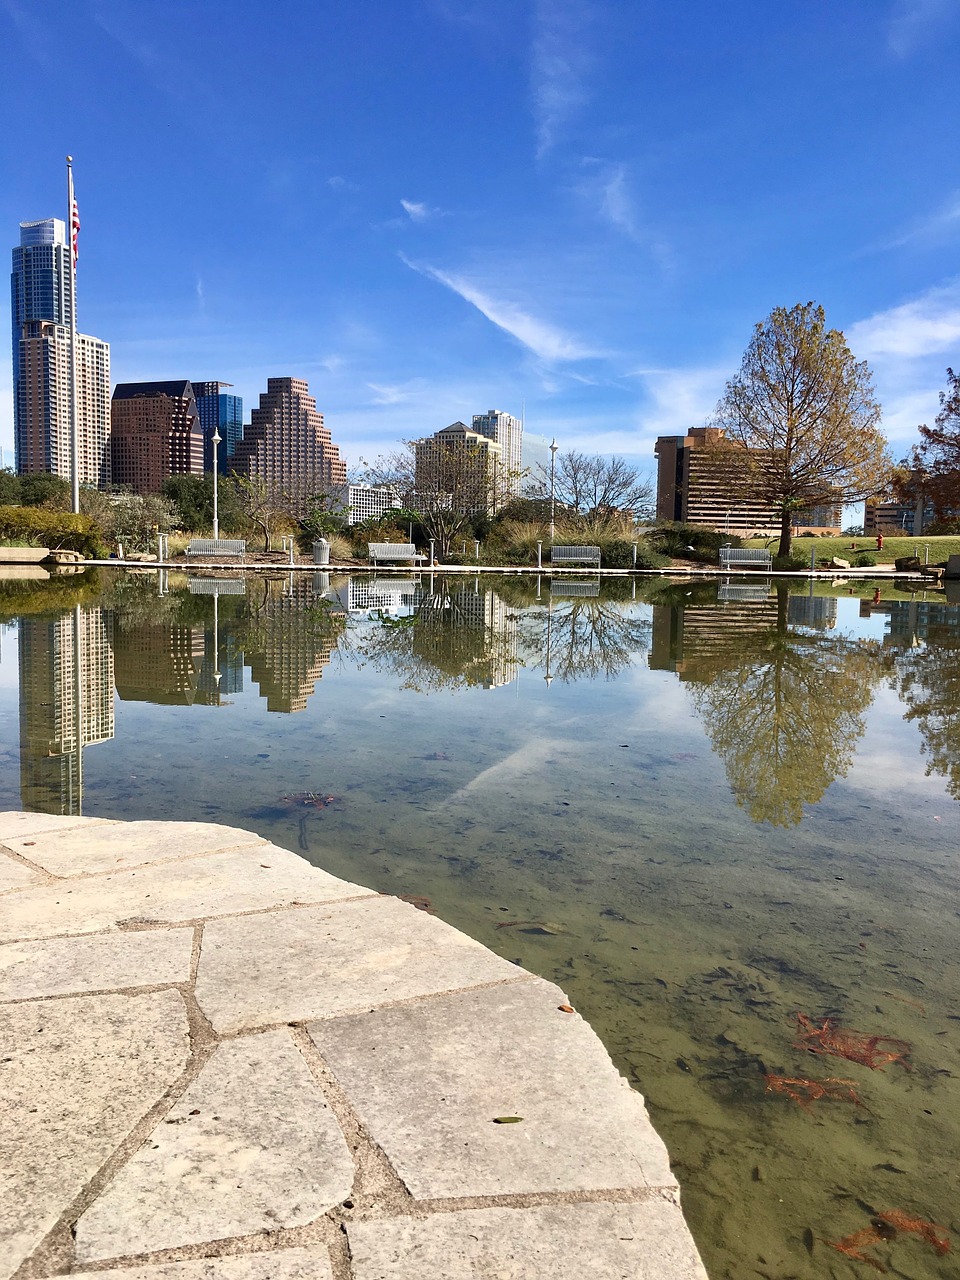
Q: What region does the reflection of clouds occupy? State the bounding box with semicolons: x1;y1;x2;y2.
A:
839;684;954;802
443;736;565;805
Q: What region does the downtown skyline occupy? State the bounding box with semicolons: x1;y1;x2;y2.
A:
2;0;960;480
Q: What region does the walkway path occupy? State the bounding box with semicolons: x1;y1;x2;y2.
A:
1;812;708;1279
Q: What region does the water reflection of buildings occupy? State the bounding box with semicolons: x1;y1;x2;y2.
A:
426;584;518;690
883;600;960;648
339;577;422;616
244;576;334;712
114;621;206;705
651;598;780;680
651;591;838;679
18;608;115;814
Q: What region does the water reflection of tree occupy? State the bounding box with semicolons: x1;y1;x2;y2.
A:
686;586;885;825
355;580;519;692
892;625;960;799
517;598;651;683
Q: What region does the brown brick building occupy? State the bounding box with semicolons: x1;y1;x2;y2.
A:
110;380;204;494
231;376;346;515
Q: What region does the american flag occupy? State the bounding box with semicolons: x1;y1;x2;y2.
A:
71;197;80;269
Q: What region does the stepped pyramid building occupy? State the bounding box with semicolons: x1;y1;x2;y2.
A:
231;377;346;515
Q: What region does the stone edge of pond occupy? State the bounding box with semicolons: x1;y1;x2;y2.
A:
0;811;709;1280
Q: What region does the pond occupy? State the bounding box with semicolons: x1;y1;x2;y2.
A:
1;567;958;1279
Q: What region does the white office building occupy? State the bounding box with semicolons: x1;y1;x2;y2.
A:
472;409;523;496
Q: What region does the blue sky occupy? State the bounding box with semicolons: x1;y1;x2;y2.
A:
2;0;960;480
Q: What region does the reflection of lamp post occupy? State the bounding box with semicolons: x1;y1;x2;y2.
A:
544;595;553;688
212;590;222;690
549;439;558;541
211;427;222;539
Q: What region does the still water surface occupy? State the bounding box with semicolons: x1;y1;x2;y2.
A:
1;569;958;1278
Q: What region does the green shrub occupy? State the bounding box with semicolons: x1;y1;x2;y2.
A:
0;505;102;557
854;553;877;567
772;553;808;571
647;522;743;561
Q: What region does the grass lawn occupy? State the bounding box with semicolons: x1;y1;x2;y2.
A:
741;534;960;564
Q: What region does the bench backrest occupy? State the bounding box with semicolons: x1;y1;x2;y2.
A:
720;547;771;564
368;543;418;556
187;538;245;553
551;545;601;559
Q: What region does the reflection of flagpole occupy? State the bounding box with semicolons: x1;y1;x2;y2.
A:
73;604;84;814
66;157;80;514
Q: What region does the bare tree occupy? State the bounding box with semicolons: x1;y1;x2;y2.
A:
225;476;294;551
712;302;891;558
530;450;654;519
362;439;519;559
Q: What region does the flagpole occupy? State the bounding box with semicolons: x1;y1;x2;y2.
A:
67;156;80;514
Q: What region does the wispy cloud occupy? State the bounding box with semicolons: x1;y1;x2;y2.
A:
628;364;731;439
400;199;429;221
881;191;960;250
887;0;960;57
399;198;448;223
847;280;960;358
400;253;599;362
366;380;423;405
531;0;592;159
327;175;359;194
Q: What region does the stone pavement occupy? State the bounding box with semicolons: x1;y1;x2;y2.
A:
0;811;709;1279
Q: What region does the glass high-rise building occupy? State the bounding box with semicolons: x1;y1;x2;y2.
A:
192;380;244;473
10;217;111;485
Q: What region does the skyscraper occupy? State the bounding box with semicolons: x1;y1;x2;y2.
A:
18;607;115;815
231;377;347;515
472;409;523;495
11;218;111;485
192;380;244;473
110;380;204;494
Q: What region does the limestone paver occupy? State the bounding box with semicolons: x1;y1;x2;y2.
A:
75;1029;354;1262
1;820;265;876
70;1249;335;1280
0;853;44;893
0;812;102;843
0;989;190;1280
0;928;194;1002
0;844;374;943
195;896;523;1033
348;1201;709;1279
308;979;677;1200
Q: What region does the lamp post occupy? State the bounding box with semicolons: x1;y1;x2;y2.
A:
211;428;222;539
549;438;558;542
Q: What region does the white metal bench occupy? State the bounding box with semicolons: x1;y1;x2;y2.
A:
367;542;428;566
550;544;601;567
719;547;772;571
186;538;246;559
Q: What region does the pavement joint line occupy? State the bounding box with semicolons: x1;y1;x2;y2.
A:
188;922;204;986
14;996;216;1280
0;893;384;947
3;839;274;883
288;1024;413;1218
2;981;188;1007
0;848;58;880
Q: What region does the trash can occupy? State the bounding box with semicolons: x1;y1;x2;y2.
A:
312;538;331;565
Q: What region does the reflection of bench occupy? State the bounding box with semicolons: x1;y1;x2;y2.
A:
551;545;601;567
186;538;246;559
720;547;773;571
551;579;601;597
368;542;427;566
717;582;771;602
